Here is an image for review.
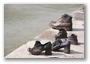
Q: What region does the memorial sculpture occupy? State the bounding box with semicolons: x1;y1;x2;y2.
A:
28;41;52;55
28;13;79;55
52;39;71;54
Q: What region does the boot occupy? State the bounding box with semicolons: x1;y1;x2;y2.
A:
55;29;67;40
50;14;72;31
68;34;78;45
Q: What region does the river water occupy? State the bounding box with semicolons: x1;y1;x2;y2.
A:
4;4;83;56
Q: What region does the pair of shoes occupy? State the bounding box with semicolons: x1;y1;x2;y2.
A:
28;41;52;55
52;39;71;54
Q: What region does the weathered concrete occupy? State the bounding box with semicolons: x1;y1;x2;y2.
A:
5;5;84;58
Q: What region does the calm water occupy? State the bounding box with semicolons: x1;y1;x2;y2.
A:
4;4;83;56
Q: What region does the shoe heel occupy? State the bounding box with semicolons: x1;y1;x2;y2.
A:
63;41;71;54
45;49;52;55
